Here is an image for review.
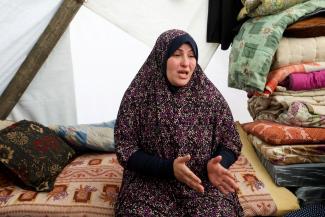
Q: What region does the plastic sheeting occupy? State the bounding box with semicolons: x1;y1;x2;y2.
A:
84;0;218;69
0;0;77;125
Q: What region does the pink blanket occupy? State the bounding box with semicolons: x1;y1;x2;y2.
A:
281;70;325;91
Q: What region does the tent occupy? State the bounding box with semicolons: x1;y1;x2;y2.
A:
0;0;250;125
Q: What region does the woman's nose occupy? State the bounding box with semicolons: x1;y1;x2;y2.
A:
181;56;190;66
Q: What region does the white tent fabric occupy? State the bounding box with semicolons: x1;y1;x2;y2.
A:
0;0;77;125
84;0;218;69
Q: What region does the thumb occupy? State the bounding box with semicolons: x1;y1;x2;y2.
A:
210;155;222;164
179;154;191;163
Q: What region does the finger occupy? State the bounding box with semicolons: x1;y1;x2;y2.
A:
189;181;205;193
210;155;222;164
218;185;229;195
187;176;204;193
178;154;191;163
182;169;204;192
183;168;202;184
222;169;235;179
219;180;236;193
223;175;239;190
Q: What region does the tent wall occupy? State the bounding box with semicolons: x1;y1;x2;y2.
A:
0;0;83;125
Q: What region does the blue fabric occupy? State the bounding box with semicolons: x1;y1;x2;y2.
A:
50;120;116;152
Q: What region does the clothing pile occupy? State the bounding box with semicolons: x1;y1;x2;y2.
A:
216;0;325;211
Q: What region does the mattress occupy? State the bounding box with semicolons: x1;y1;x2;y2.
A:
255;147;325;187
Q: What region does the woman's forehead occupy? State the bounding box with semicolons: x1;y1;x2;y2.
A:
175;43;193;51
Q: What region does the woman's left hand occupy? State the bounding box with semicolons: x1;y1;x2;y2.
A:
207;155;239;195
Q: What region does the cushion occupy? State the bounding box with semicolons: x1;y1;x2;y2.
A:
0;120;75;191
284;16;325;38
49;120;115;152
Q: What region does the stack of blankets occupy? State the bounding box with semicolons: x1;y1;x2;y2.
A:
228;0;325;207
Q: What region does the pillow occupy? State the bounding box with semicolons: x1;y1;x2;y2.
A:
284;16;325;38
0;120;75;191
49;120;115;152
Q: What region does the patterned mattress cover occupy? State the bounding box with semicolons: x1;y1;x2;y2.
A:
0;153;122;217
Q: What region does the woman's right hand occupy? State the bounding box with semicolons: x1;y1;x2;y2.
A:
173;154;204;193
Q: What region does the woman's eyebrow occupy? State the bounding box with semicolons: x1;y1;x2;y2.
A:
176;48;193;52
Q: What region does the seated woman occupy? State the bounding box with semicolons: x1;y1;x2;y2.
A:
114;29;243;216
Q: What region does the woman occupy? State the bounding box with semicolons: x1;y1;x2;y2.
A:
114;29;243;216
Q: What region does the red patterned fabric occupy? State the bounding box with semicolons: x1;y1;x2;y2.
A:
242;120;325;145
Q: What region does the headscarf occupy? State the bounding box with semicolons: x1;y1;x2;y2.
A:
115;29;241;176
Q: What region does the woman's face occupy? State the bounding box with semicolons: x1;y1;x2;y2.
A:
166;43;197;87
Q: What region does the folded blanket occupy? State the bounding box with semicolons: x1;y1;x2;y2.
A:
272;37;325;70
280;70;325;91
248;89;325;128
265;62;325;95
248;134;325;165
242;120;325;145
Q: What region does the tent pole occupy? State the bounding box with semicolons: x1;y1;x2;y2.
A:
0;0;84;120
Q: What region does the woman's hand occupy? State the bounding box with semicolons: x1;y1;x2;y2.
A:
173;154;204;193
207;156;239;195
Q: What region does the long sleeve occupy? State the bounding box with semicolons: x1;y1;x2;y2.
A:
127;150;175;178
216;148;236;169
